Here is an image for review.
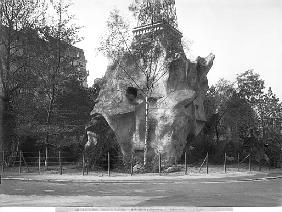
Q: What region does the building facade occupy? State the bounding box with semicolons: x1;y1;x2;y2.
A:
0;24;88;88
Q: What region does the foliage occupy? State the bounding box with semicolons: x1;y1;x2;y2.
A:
0;0;48;151
97;9;132;61
85;114;122;169
237;69;265;106
0;0;91;160
129;0;178;28
258;87;282;136
204;79;235;116
203;71;281;166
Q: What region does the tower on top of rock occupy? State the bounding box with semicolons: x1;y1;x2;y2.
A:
131;0;182;39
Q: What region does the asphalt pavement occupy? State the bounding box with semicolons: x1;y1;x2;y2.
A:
0;175;281;207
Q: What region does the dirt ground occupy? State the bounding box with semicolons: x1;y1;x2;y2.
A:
1;164;280;182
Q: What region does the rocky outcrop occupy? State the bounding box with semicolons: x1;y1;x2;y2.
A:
89;33;215;166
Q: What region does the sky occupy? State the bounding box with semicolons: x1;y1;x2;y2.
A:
70;0;282;99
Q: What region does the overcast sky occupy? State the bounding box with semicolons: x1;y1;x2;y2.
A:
71;0;282;99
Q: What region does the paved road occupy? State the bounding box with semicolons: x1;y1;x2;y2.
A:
0;177;281;207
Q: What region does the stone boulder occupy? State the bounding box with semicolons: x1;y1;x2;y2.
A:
90;34;215;166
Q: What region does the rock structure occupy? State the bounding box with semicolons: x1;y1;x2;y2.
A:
89;32;214;166
89;0;215;167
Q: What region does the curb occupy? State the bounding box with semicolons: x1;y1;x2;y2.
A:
1;174;281;184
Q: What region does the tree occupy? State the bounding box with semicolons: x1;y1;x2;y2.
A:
237;69;265;106
204;79;236;142
0;0;85;161
203;79;257;162
258;88;281;146
0;0;46;102
236;70;281;137
29;0;83;167
129;0;178;29
0;0;46;151
55;78;93;137
236;70;265;136
98;9;132;61
236;70;281;166
222;92;256;144
250;88;281;167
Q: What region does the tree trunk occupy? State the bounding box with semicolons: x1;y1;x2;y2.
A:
0;11;3;148
0;14;5;151
143;88;150;168
44;85;55;169
43;1;62;167
0;58;4;153
215;125;219;143
144;96;149;167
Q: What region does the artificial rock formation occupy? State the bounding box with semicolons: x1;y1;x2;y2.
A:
90;33;215;167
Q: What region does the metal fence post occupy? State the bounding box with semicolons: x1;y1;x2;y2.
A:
0;151;3;184
108;152;110;177
185;151;187;175
38;151;41;174
159;152;161;175
59;151;62;175
86;159;89;175
249;153;251;172
1;151;4;173
19;151;22;174
45;147;48;170
130;154;134;176
237;153;240;172
224;153;227;173
259;157;262;171
206;152;209;174
82;153;85;176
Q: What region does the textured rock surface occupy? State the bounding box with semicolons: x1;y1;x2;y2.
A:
90;34;215;166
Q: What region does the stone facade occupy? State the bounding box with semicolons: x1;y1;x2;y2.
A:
0;25;88;88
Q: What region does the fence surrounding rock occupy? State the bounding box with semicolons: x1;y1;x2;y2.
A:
0;150;272;178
